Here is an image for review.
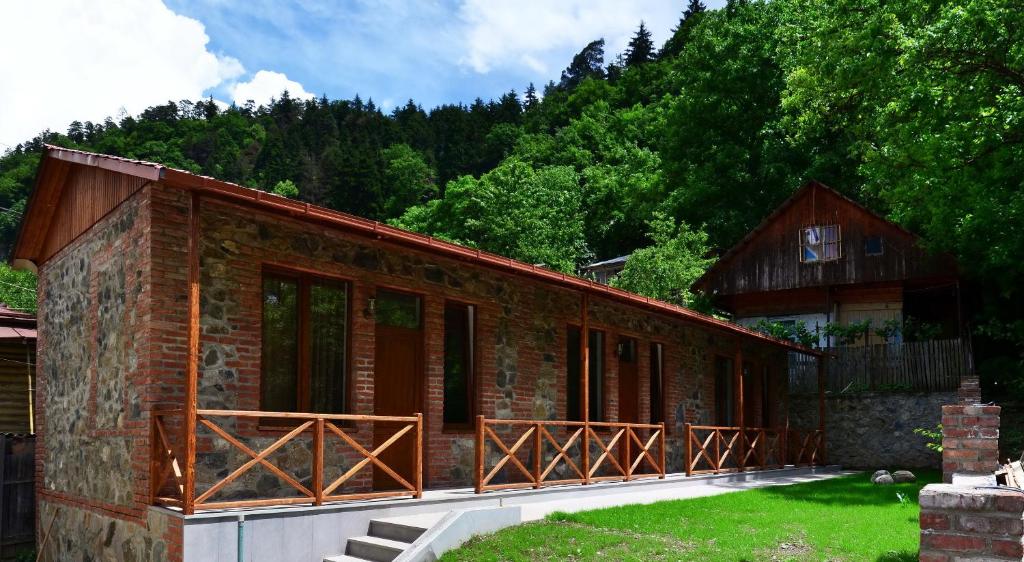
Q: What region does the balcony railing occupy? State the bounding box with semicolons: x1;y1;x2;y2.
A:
150;409;423;512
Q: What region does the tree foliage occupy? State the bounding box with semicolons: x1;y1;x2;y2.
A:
612;213;714;306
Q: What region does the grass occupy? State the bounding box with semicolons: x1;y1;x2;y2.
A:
441;471;939;561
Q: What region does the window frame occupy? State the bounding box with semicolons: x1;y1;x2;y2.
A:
565;325;606;422
442;299;478;431
259;265;353;421
713;355;735;427
799;224;843;263
649;341;666;428
864;234;884;257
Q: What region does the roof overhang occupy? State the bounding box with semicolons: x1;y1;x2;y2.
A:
13;145;821;356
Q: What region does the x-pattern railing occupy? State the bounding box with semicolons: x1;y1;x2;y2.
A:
475;417;666;493
685;424;824;476
151;409;422;512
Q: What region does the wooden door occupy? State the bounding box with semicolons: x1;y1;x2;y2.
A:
373;290;423;490
617;338;639;469
617;338;639;423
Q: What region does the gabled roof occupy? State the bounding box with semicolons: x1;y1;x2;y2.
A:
13;145;818;355
581;255;630;270
693;180;932;293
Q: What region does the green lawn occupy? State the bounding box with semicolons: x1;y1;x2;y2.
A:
442;471;938;561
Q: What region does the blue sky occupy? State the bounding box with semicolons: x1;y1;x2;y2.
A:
167;0;726;111
0;0;725;146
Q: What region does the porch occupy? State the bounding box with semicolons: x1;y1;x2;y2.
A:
161;464;845;562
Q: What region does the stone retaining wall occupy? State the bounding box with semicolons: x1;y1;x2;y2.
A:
790;391;952;469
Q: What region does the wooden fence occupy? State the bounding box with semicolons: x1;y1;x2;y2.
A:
151;409;422;512
475;417;666;493
790;337;972;394
0;435;34;560
684;424;824;475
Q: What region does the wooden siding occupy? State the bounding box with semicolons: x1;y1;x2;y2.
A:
38;164;149;263
701;183;957;296
0;342;33;434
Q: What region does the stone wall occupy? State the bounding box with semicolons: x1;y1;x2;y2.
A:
790;391;953;469
920;484;1024;561
36;183;183;560
141;186;789;498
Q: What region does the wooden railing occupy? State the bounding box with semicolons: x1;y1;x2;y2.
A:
475;416;666;493
151;409;423;512
789;338;973;393
685;424;824;476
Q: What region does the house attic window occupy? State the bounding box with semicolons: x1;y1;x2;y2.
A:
800;225;841;263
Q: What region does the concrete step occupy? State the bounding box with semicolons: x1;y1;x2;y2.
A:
368;519;428;543
323;555;374;562
345;535;409;562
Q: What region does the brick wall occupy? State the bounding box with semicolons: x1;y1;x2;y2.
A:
942;404;1000;483
920;484;1024;561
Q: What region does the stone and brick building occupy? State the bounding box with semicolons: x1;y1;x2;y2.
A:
13;146;820;561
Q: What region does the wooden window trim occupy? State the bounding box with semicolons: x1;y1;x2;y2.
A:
259;265;352;427
799;224;843;264
442;299;478;432
649;341;668;431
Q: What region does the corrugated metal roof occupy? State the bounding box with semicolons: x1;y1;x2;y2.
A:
14;145;820;356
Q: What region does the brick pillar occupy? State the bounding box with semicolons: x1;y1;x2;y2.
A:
942;404;1000;483
959;375;982;404
920;484;1024;561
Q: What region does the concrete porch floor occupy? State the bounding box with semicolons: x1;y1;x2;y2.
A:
164;465;849;523
163;466;852;561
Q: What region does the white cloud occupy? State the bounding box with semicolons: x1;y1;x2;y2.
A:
457;0;680;75
0;0;246;146
229;70;315;107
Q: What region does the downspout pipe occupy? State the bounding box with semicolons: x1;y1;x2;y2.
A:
237;514;245;562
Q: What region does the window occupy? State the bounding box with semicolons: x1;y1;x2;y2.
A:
649;343;664;425
865;235;884;256
714;356;734;426
761;366;774;427
800;225;841;263
261;272;349;414
443;302;475;426
566;326;605;422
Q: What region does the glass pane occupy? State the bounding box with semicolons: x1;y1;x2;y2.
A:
588;330;604;422
262;276;299;412
376;290;421;328
443;303;474;425
566;326;581;421
715;357;734;426
649;343;663;424
309;282;348;414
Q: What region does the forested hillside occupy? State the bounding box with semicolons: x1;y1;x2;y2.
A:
2;0;1023;392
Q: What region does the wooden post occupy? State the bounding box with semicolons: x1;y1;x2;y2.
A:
735;347;744;471
684;423;693;477
183;191;201;516
414;413;423;498
658;423;666;479
581;292;590;484
533;422;542;489
624;426;632;481
817;354;827;465
313;418;324;505
474;415;485;494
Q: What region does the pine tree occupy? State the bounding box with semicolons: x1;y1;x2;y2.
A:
524;83;538;109
660;0;707;59
624;22;655;67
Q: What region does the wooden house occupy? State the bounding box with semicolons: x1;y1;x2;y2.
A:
693;181;969;392
0;305;35;434
13;147;824;562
